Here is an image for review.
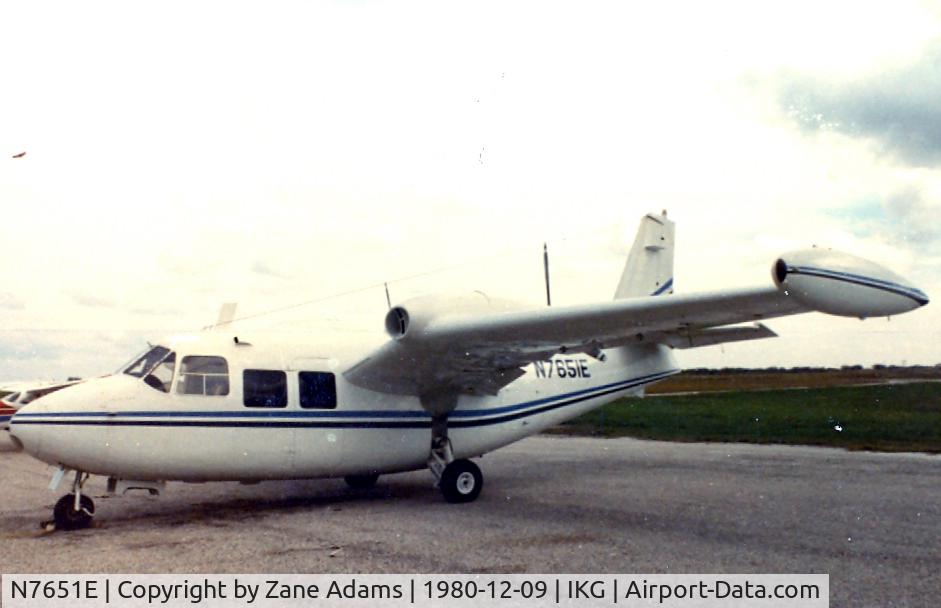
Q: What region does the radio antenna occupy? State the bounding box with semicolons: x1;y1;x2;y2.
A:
543;242;552;306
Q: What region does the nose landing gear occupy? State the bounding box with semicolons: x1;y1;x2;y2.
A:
53;493;94;530
46;469;95;530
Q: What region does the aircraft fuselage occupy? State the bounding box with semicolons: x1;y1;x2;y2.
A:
10;331;677;482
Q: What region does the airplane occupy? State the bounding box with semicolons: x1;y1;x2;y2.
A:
1;379;84;431
7;212;929;530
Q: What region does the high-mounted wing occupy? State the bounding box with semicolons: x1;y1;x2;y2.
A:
345;246;927;400
344;286;801;398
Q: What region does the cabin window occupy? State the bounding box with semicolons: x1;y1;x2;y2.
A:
176;356;229;396
243;370;287;408
299;371;337;409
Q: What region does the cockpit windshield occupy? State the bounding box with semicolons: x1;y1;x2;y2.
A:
123;346;176;393
123;346;171;378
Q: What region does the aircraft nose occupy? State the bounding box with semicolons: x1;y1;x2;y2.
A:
4;426;24;451
8;401;46;455
9;375;136;469
8;384;80;457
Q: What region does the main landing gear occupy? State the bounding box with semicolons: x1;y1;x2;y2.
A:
49;470;95;530
439;458;482;503
428;413;483;503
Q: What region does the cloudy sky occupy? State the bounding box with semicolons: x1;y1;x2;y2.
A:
2;0;940;382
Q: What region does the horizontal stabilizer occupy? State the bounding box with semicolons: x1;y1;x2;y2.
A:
660;323;777;349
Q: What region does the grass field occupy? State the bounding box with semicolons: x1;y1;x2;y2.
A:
646;366;940;394
553;382;941;453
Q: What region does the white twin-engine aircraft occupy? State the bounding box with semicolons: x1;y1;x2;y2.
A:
8;213;929;530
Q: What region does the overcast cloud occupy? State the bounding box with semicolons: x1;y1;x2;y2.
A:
70;292;118;309
2;1;940;380
766;38;941;262
775;41;941;167
0;293;25;311
884;186;941;246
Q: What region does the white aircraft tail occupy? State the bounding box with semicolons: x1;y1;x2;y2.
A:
613;211;675;299
210;303;238;329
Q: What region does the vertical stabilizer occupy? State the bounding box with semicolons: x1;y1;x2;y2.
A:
613;211;675;299
213;303;238;328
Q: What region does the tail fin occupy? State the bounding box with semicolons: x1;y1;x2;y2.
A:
210;302;238;330
613;211;675;299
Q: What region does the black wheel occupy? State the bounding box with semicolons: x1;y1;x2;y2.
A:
439;459;483;503
344;473;379;490
53;494;94;530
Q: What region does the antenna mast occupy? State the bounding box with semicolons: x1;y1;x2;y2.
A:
543;242;552;306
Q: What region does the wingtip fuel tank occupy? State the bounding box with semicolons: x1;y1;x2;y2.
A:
773;249;929;318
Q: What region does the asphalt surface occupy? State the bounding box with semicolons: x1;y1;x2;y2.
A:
1;433;938;607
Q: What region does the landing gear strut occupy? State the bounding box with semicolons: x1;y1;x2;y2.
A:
428;413;484;503
52;471;94;530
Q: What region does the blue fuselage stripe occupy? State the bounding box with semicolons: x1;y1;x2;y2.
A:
10;370;679;430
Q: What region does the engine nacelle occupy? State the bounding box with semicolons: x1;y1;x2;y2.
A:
772;249;928;318
384;292;526;340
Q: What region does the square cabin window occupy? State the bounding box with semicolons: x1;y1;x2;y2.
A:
299;371;337;409
176;356;229;396
243;369;287;408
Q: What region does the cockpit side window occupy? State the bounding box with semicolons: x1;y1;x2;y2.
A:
177;356;229;396
145;352;176;393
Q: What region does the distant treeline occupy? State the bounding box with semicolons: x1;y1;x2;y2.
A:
682;365;941;375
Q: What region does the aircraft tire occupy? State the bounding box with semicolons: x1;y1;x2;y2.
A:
440;459;483;503
53;494;94;530
344;473;380;490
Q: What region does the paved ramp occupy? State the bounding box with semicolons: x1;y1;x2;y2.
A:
0;435;938;606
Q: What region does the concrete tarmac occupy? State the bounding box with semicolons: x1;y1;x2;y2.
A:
1;433;938;607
